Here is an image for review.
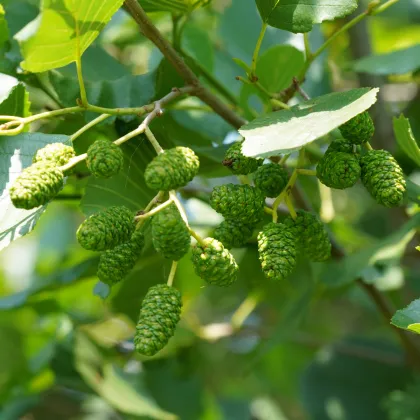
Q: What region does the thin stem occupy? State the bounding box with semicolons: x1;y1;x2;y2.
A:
270;98;290;110
23;106;83;124
364;141;374;151
169;191;189;225
167;261;178;287
135;192;165;230
231;291;264;331
280;154;291;165
370;0;400;15
145;127;164;154
76;56;88;107
250;23;267;80
238;175;251;185
264;206;273;215
297;169;317;176
303;33;312;60
70;114;111;142
86;103;154;116
188;227;206;246
135;199;173;221
285;195;297;220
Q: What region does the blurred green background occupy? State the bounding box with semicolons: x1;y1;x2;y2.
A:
1;0;420;419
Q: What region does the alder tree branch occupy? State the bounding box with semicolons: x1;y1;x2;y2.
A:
123;0;246;129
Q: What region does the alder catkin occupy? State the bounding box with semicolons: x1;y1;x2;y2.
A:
86;139;124;178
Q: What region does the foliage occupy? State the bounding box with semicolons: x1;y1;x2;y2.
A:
0;0;420;419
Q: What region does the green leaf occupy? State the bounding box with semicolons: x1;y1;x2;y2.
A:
393;114;420;167
391;299;420;335
141;0;209;13
352;45;420;75
319;214;420;288
239;45;305;117
255;0;357;33
301;338;411;420
406;179;420;204
240;88;379;158
16;0;126;72
182;22;214;72
0;4;9;49
0;132;69;251
80;137;156;215
0;75;30;117
75;332;176;420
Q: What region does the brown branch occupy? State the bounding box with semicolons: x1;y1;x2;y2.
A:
123;0;246;129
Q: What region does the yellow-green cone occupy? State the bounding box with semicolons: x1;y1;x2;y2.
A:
223;141;263;175
360;150;406;207
144;147;199;191
77;206;135;251
97;229;145;286
134;284;182;356
258;223;296;281
283;210;331;262
213;220;254;249
152;203;191;261
191;237;238;286
10;162;64;209
86;139;124;178
33;143;75;167
339;111;374;144
210;184;265;224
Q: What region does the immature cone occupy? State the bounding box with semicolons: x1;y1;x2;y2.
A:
97;229;145;286
223;141;263;175
86;139;124;178
134;284;182;356
316;151;361;189
258;223;296;281
325;139;354;154
283;210;331;262
213;220;254;249
77;206;135;251
360;150;406;207
145;147;199;191
254;163;288;198
10;162;64;209
210;184;265;224
339;111;374;144
191;237;238;286
152;204;191;261
33;143;75;167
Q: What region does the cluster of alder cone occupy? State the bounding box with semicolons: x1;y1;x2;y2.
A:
8;110;406;356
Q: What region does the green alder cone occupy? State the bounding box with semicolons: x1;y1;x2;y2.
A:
151;203;191;261
134;284;182;356
33;143;76;167
316;151;361;189
258;223;297;281
283;210;331;262
210;184;265;224
339;111;374;144
86;139;124;178
254;163;288;198
191;237;238;286
10;162;64;210
223;141;263;175
77;206;135;251
325;139;354;155
213;220;254;249
144;147;199;191
97;229;145;286
360;150;406;207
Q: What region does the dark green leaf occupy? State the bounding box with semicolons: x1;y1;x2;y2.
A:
301;339;411;420
352;45;420;75
393;114;420;167
240;88;379;158
255;0;357;33
319;213;420;288
391;299;420;335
